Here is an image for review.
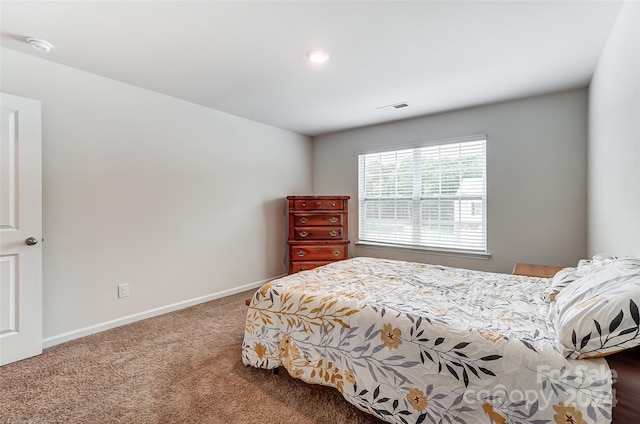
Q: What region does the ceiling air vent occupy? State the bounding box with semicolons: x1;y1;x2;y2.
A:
376;102;409;111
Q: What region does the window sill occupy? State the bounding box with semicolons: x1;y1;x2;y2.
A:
355;241;492;260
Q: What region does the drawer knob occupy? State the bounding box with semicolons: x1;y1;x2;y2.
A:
301;203;306;207
329;231;338;237
299;217;308;224
299;231;309;237
297;251;306;257
332;250;341;257
329;217;338;223
332;203;336;207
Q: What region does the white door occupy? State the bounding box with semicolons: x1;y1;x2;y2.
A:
0;92;42;366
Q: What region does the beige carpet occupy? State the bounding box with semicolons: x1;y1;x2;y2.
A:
0;289;385;424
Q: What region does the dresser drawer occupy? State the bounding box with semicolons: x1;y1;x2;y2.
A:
293;226;343;240
290;244;348;261
291;214;343;226
289;261;334;274
294;199;343;210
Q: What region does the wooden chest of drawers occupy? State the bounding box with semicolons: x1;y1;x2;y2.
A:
287;195;350;274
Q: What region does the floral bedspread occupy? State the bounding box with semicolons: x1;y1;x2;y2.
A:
242;257;612;424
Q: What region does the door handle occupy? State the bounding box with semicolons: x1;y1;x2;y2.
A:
25;237;38;246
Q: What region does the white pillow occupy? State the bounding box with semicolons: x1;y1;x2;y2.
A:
546;259;612;302
555;258;640;359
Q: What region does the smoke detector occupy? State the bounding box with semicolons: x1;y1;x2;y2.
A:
26;37;54;53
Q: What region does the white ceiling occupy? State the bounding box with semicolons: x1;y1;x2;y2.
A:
0;1;624;136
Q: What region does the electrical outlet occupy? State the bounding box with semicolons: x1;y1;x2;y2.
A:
117;283;129;298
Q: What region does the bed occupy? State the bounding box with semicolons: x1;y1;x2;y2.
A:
242;256;640;424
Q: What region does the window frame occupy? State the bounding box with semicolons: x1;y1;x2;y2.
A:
356;134;490;258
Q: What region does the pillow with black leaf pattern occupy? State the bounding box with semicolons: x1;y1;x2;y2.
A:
554;258;640;359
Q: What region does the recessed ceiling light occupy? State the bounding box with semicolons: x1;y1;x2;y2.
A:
306;50;330;64
26;37;54;53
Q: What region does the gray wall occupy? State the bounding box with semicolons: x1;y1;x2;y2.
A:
588;0;640;258
1;47;312;341
312;88;589;274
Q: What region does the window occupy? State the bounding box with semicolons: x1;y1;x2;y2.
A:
357;135;487;254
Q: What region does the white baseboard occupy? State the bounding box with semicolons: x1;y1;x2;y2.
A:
41;276;280;349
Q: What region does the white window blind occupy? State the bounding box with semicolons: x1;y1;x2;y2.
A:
358;136;487;254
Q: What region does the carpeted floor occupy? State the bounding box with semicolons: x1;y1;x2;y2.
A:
0;289;385;424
